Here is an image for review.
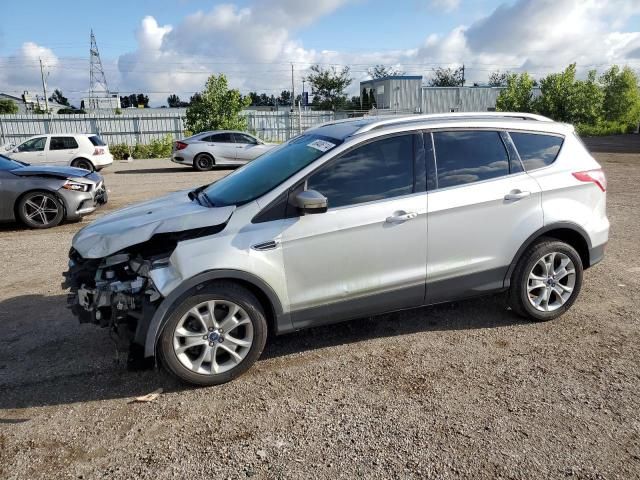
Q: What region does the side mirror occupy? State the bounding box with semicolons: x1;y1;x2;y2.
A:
295;190;327;215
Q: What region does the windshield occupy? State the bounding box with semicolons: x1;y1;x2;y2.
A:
204;134;342;207
0;154;25;171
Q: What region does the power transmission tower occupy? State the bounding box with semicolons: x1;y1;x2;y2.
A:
89;29;109;98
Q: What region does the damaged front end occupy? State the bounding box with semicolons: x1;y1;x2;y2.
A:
63;247;167;367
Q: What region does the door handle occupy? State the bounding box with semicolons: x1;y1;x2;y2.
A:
385;211;418;223
504;190;531;201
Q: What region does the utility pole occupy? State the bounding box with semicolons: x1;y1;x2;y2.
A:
291;63;295;112
39;58;49;113
302;79;306;110
461;64;465;87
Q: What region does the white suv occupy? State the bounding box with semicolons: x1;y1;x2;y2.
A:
64;113;608;386
6;134;113;171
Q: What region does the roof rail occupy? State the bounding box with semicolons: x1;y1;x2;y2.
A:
352;112;553;135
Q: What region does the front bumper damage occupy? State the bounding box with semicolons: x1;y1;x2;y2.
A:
63;248;165;368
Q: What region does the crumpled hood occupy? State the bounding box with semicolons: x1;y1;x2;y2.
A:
72;189;235;258
13;165;92;178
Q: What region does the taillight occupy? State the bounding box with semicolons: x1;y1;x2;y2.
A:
573;169;606;192
93;148;105;155
175;141;188;150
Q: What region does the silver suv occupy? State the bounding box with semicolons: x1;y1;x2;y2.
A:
65;113;609;386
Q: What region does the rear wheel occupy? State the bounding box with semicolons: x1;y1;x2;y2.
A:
193;154;214;171
158;282;268;386
17;191;65;229
509;238;583;321
71;158;94;172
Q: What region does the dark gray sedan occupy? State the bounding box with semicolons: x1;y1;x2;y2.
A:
0;154;107;228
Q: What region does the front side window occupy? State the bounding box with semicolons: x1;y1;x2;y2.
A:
307;134;414;209
510;132;564;171
17;137;46;152
433;131;509;188
204;134;342;207
50;136;79;150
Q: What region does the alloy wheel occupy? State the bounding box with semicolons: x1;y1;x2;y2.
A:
172;300;254;375
23;194;61;227
527;252;576;312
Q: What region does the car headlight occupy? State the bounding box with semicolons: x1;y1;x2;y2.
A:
62;180;90;192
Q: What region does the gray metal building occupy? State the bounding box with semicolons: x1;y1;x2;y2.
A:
359;76;541;113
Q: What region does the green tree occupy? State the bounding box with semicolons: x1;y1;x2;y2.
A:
167;94;183;108
185;74;250;133
307;65;352;111
488;70;510;87
49;89;70;106
0;98;18;114
136;93;149;108
571;70;604;125
428;67;464;87
534;64;579;122
367;65;405;79
278;90;292;106
600;65;640;125
496;73;536;112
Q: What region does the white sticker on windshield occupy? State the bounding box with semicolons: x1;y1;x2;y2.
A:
307;139;335;152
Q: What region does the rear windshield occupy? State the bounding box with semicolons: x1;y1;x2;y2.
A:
204;134;342;207
88;135;106;146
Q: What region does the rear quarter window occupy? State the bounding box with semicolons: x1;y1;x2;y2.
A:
510;132;564;171
88;135;106;146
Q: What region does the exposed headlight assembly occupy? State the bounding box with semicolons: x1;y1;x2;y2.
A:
62;180;90;192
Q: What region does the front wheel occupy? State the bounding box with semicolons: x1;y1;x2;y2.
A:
508;238;583;321
158;282;268;386
17;191;65;229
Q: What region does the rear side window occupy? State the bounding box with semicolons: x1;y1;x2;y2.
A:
88;135;106;146
510;132;564;171
233;133;257;144
307;134;414;209
207;133;233;143
50;136;79;150
433;131;509;188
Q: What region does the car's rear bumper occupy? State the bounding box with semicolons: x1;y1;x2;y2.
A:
92;154;114;168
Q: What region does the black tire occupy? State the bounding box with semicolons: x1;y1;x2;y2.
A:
71;158;94;172
193;153;214;171
158;281;268;386
508;237;583;321
17;191;65;229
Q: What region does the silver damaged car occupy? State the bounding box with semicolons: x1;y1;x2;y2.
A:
64;113;609;386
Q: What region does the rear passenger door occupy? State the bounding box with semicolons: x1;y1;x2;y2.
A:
426;130;543;303
46;136;79;165
205;133;238;164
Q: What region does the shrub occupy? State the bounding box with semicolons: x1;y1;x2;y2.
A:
109;143;130;160
0;99;19;114
132;144;151;159
58;108;86;114
576;121;636;136
147;134;173;158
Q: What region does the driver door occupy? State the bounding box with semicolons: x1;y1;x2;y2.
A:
280;133;428;329
10;136;48;164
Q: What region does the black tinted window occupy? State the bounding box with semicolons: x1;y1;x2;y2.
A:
510;132;564;171
233;133;257;144
209;133;233;143
433;131;509;188
88;135;106;146
307;135;414;209
50;136;78;150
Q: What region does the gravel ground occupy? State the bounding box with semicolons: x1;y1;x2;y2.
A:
0;138;639;479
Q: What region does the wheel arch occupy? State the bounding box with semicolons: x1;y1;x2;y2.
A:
505;222;592;287
71;157;95;170
143;269;289;358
